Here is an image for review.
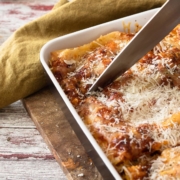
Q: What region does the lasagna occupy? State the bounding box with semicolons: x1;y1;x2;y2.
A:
49;24;180;180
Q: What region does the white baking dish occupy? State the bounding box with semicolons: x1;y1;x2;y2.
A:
40;8;159;180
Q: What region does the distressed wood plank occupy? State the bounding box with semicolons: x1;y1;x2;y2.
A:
0;160;65;180
0;113;35;128
0;127;54;159
0;101;36;128
0;102;67;179
0;0;58;44
0;101;27;113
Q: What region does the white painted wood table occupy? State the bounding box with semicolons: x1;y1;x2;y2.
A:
0;0;66;179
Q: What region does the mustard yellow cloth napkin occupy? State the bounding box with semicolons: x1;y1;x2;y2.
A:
0;0;166;108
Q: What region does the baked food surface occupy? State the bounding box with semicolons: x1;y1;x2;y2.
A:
49;24;180;180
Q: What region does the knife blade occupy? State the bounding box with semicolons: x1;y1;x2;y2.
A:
89;0;180;92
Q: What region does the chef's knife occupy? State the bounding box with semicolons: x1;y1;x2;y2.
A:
89;0;180;92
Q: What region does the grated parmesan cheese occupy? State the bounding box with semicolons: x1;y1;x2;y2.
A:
50;25;180;179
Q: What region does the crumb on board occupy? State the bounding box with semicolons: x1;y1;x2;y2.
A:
77;173;84;177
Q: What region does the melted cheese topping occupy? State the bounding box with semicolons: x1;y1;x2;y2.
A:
49;24;180;180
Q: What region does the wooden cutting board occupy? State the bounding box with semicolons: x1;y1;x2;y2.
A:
23;85;103;180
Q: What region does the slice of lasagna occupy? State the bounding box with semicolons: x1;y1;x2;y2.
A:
49;24;180;180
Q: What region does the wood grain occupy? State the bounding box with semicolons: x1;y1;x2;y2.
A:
0;0;56;45
23;86;103;180
0;100;66;179
0;160;65;180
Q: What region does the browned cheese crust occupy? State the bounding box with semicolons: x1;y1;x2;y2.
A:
49;25;180;180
